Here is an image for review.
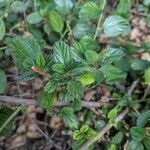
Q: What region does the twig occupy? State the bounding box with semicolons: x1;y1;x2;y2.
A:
0;106;21;133
79;108;129;150
0;96;108;108
130;10;148;17
128;79;139;101
31;66;49;77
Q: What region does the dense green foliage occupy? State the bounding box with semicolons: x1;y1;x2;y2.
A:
0;0;150;149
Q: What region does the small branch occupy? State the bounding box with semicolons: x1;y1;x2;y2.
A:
31;66;49;77
128;79;139;101
130;10;148;17
79;108;129;150
0;96;108;108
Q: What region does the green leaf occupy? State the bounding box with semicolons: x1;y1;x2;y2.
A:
130;127;146;142
0;18;5;41
108;107;118;121
99;47;125;64
143;137;150;149
136;111;150;127
80;125;89;133
144;0;150;6
27;12;43;24
52;63;65;73
77;73;95;86
144;67;150;85
11;1;25;13
35;54;46;68
7;35;43;72
73;23;95;39
49;10;64;33
0;0;7;8
127;140;144;150
38;91;57;108
53;41;73;69
116;0;131;18
67;81;84;100
101;64;127;84
72;100;82;111
95;120;105;130
79;2;100;21
55;0;73;15
131;60;150;71
111;131;124;144
85;50;98;63
103;15;130;37
44;82;56;94
109;144;117;150
73;130;82;140
61;107;79;129
0;69;7;94
80;36;98;51
0;107;14;135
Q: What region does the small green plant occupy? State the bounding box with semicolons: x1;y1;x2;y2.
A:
0;0;150;149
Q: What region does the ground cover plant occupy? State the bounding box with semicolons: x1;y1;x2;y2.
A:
0;0;150;149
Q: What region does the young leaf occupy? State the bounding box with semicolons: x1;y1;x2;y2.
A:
49;10;64;33
53;41;73;69
77;73;95;86
85;50;98;63
0;18;5;41
79;2;100;21
35;54;46;68
103;15;130;37
130;127;146;142
99;47;125;64
101;64;127;84
0;69;7;94
55;0;73;15
108;107;118;121
27;12;43;24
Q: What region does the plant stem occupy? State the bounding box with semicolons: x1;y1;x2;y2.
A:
79;108;129;150
0;106;21;133
93;1;106;40
0;95;111;108
94;14;103;40
0;46;7;51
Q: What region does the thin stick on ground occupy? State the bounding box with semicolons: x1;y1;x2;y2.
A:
0;95;110;108
79;108;129;150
